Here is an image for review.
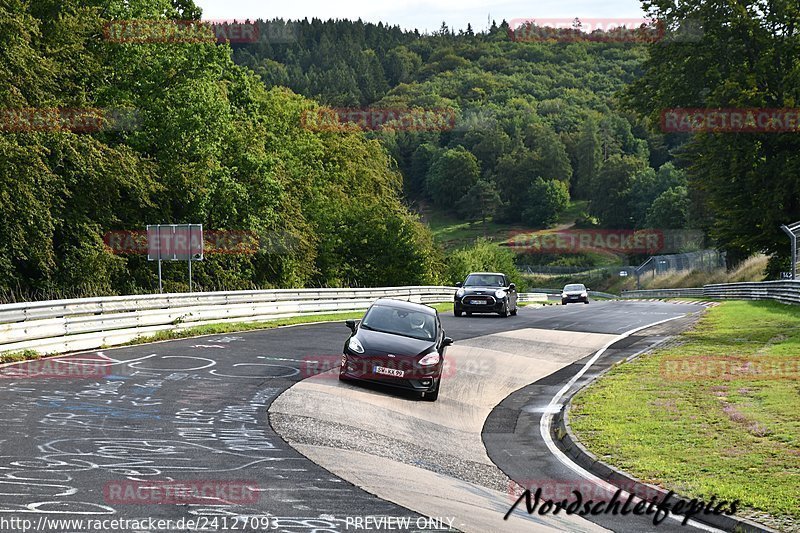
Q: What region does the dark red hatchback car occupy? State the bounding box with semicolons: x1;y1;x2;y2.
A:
339;299;453;401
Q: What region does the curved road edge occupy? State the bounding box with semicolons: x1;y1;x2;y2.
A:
484;311;776;533
551;335;777;533
267;301;718;533
267;307;627;532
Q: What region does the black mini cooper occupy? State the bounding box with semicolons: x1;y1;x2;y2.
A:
453;272;518;317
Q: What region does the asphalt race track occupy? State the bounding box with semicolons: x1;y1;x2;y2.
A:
0;300;716;533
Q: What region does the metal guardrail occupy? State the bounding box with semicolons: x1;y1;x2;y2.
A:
621;288;705;299
623;281;800;304
11;279;795;359
518;265;606;275
703;280;800;305
0;287;458;356
587;291;619;300
517;293;548;302
528;288;619;300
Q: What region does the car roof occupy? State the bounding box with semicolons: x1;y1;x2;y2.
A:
466;272;505;276
372;298;437;315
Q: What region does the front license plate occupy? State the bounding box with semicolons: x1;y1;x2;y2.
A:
375;366;404;378
469;300;488;305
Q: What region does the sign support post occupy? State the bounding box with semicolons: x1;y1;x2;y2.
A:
781;223;799;281
147;224;203;293
157;225;163;293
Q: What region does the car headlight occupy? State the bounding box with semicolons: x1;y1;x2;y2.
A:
348;337;364;354
561;293;568;298
581;292;588;297
456;289;465;298
419;351;440;366
494;289;506;299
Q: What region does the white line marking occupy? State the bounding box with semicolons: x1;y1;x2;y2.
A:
538;315;726;533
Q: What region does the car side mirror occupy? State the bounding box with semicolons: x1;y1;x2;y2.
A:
345;319;358;333
443;337;454;347
509;283;516;291
455;282;463;288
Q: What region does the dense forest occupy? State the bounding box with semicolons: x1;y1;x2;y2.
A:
0;0;442;299
232;18;693;231
1;0;797;300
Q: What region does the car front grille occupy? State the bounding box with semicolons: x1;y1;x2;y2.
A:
461;295;496;305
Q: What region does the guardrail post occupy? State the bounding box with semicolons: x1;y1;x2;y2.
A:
781;223;799;280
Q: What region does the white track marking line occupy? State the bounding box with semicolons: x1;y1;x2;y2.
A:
538;314;726;533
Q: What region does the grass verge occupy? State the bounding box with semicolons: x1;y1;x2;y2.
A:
424;209;527;251
0;349;41;364
570;301;800;524
119;302;455;347
118;311;369;347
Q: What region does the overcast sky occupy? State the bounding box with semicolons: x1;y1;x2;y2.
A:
194;0;648;34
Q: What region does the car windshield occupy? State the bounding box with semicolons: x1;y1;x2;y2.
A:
361;305;436;341
564;284;586;292
464;274;505;287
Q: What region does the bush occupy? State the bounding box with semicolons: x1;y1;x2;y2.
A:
521;178;570;227
444;238;526;290
425;147;480;208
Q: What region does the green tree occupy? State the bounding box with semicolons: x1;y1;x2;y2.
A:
425;147;480;209
494;146;540;222
590;155;647;228
408;143;441;197
357;49;389;103
645;186;690;230
625;0;800;272
523;122;572;183
0;0;445;298
628;163;688;227
521;178;570;227
456;179;501;223
384;46;422;85
574;118;602;198
444;238;524;289
464;127;511;176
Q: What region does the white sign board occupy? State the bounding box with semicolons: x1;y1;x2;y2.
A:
147;224;203;261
